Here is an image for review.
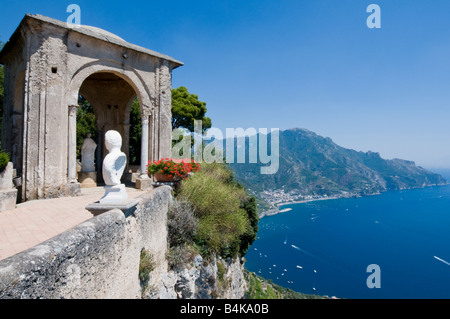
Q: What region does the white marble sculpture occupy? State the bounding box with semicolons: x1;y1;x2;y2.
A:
99;130;128;204
80;133;97;172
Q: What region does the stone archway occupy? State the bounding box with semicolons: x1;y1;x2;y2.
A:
67;63;155;190
0;14;182;201
78;72;137;183
66;60;153;109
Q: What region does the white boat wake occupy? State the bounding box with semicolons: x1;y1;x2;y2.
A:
434;256;450;266
291;244;321;260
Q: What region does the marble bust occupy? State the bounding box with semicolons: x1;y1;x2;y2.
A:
99;130;128;204
102;130;126;185
81;133;97;172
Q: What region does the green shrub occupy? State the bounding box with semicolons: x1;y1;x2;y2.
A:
139;249;155;290
217;260;226;281
166;244;200;270
245;271;281;299
245;271;323;299
0;150;9;173
176;162;258;259
195;207;249;257
239;196;259;256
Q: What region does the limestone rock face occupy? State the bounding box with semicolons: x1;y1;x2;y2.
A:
146;254;248;299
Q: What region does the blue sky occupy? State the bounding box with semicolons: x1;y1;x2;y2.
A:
1;1;450;168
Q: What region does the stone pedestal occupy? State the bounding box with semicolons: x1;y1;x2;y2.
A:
136;176;153;191
65;182;81;197
0;188;17;211
99;184;128;204
78;172;97;188
86;198;140;217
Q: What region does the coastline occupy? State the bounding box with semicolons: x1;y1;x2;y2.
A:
258;195;344;219
277;195;343;208
258;182;449;219
257;182;449;219
248;183;450;299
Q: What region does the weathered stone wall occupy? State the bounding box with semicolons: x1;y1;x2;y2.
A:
0;186;248;299
0;186;171;299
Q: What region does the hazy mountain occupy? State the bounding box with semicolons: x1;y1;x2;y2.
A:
226;128;447;200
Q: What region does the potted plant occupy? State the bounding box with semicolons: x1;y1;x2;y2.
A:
147;158;200;182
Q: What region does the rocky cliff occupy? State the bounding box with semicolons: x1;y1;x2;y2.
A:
147;254;247;299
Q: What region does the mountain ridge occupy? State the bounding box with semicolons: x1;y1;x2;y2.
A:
225;127;447;210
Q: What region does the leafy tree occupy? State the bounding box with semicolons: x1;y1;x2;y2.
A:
172;86;211;133
131;87;212;162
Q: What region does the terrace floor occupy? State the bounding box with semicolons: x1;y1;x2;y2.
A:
0;186;145;261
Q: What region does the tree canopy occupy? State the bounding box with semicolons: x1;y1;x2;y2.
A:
171;86;211;133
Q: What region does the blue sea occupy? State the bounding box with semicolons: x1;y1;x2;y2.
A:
246;183;450;299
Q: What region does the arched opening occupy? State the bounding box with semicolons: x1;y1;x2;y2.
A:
77;71;139;184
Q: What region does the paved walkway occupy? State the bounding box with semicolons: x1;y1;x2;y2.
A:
0;186;145;261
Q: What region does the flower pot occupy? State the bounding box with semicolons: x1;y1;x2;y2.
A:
152;173;180;182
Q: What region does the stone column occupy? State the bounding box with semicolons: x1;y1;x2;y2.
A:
66;105;81;196
159;61;173;159
95;126;103;180
140;115;149;178
135;113;152;190
68;105;79;182
148;111;154;163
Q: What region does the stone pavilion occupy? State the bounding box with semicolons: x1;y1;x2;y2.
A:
0;14;183;202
